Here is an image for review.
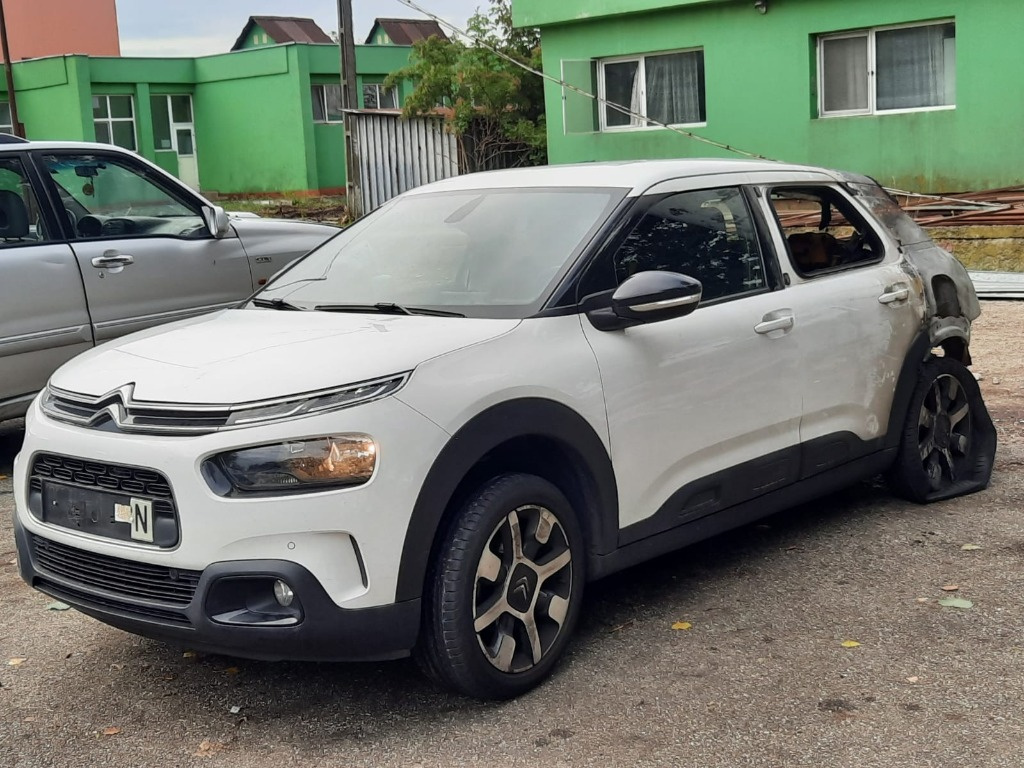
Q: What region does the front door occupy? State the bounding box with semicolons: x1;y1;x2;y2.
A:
35;150;253;342
579;186;802;542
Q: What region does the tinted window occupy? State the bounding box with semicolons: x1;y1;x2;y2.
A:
603;187;768;302
0;157;52;246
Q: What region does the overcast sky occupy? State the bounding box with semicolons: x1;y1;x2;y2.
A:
117;0;482;57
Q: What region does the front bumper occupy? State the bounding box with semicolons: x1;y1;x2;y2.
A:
14;515;420;661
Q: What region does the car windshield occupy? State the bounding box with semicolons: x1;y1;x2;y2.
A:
255;187;626;318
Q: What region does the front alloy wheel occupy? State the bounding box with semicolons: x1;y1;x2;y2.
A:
416;474;584;700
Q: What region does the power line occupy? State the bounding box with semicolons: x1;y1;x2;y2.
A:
394;0;774;161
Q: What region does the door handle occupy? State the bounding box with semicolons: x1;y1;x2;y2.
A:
878;284;910;304
91;253;135;269
754;312;795;336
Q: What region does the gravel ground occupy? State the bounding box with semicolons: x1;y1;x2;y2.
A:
1;301;1022;768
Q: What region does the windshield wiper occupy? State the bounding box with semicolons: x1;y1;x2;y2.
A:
251;297;306;311
314;302;465;318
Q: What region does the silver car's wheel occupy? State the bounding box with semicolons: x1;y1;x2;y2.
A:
415;473;584;700
472;504;574;674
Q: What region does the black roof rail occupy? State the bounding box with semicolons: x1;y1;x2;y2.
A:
0;134;29;144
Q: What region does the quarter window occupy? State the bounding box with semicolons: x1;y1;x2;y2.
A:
594;187;767;303
92;95;137;150
598;49;705;130
0;158;53;245
311;84;345;123
819;21;955;116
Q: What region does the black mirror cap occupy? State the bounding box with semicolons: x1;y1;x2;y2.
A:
585;271;702;331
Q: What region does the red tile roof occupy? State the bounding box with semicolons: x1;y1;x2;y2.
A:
365;18;449;46
232;16;333;51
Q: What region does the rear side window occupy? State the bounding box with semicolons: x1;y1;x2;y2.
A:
595;186;768;303
768;186;883;277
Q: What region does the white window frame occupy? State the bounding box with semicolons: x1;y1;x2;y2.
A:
596;48;706;132
311;84;345;124
92;94;138;150
0;101;13;134
817;19;956;118
362;83;400;110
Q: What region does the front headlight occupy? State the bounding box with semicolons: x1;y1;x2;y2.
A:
205;435;376;495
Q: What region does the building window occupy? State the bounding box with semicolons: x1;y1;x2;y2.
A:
0;101;13;134
819;20;956;116
311;84;345;123
362;83;399;110
598;49;705;131
93;95;137;150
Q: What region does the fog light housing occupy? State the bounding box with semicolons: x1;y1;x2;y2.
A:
273;579;294;607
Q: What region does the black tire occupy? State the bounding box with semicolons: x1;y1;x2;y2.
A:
889;356;996;503
414;473;585;700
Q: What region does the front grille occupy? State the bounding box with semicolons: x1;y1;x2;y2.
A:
29;453;179;548
41;386;233;436
36;579;193;626
31;454;174;499
30;534;201;623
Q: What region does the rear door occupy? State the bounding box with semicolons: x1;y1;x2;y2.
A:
34;151;253;342
754;182;921;464
0;153;91;417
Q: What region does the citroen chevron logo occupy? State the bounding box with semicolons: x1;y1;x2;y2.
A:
512;576;531;603
87;384;135;428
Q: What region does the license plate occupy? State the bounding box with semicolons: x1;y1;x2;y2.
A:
42;482;156;544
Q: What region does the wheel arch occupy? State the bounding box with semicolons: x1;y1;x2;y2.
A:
394;398;618;603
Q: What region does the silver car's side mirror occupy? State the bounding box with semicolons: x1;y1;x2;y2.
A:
202;205;231;239
586;271;703;332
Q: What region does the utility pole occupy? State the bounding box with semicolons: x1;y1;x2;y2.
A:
0;0;24;137
337;0;359;214
337;0;358;111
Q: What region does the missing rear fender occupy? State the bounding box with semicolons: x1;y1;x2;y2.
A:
932;275;962;318
938;337;972;367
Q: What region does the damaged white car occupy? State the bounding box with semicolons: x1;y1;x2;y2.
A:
13;160;995;700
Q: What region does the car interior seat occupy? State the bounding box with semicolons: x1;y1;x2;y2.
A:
0;189;31;243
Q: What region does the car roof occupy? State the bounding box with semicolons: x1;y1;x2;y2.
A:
0;140;137;153
408;159;848;196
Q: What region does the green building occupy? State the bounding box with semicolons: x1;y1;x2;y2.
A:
0;29;416;196
514;0;1024;192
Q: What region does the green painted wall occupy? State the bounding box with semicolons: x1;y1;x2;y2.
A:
515;0;725;27
1;43;416;196
531;0;1024;192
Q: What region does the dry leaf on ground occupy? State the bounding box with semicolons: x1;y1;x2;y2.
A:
195;739;225;757
840;640;862;648
7;658;26;667
101;726;121;736
961;544;982;551
671;621;692;631
938;596;974;609
941;585;960;592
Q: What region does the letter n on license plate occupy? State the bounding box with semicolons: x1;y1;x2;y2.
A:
129;498;154;543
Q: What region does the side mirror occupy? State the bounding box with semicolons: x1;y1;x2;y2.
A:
586;271;702;332
202;205;231;239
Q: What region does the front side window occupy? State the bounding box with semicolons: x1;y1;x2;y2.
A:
42;154;205;240
0;157;52;245
93;95;137;150
585;187;767;303
312;84;345;123
819;21;955;116
767;186;883;276
599;49;705;130
363;83;399;110
256;188;626;318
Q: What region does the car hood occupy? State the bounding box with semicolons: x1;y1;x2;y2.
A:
50;310;520;404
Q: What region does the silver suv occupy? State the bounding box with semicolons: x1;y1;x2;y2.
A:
0;139;338;421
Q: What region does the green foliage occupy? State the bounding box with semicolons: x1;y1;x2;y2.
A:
385;0;547;166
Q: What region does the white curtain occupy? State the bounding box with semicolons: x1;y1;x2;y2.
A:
876;24;953;110
822;36;869;112
645;51;704;125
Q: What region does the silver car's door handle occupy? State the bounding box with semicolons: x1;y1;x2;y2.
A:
91;253;135;269
878;284;910;304
754;313;795;335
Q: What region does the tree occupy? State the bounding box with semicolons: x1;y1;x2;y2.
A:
384;0;546;170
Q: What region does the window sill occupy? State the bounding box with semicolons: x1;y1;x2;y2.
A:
818;105;955;119
599;122;708;133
